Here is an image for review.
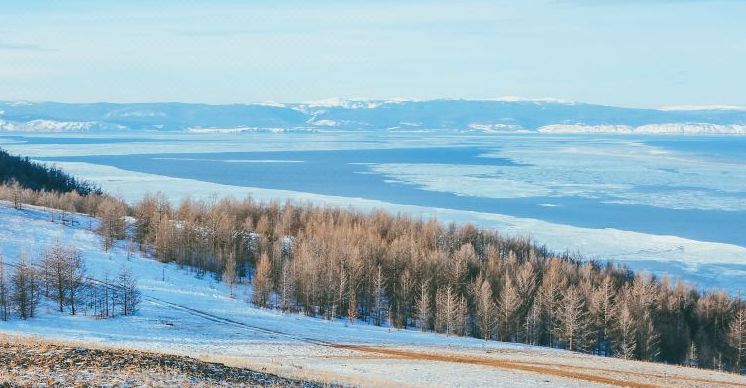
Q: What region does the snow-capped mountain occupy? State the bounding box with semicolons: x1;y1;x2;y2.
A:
1;99;745;134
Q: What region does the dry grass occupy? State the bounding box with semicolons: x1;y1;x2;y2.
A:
0;335;336;387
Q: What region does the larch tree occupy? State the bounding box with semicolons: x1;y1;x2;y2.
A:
729;304;746;372
279;259;296;312
12;253;39;320
612;295;637;360
373;265;386;326
0;254;9;321
498;274;520;342
631;275;660;361
252;252;272;308
398;268;415;328
590;275;614;355
222;251;238;298
115;265;141;316
416;278;431;331
334;260;348;320
473;276;497;340
557;286;590;351
10;180;23;210
523;299;541;345
98;272;113;319
537;259;567;346
346;251;363;323
66;248;86;315
97;199;127;251
41;243;68;313
454;294;469;337
40;243;86;315
435;285;456;335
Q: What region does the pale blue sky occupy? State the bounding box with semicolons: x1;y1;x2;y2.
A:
1;0;744;107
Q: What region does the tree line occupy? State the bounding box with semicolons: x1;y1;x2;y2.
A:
1;181;744;373
0;147;100;196
0;243;141;321
121;193;745;373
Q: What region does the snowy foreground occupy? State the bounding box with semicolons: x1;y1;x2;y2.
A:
0;202;744;387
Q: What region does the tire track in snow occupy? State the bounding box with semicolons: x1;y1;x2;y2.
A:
85;270;746;387
0;254;335;348
3;255;743;386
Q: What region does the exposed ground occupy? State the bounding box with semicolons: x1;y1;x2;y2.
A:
327;344;746;388
0;336;331;387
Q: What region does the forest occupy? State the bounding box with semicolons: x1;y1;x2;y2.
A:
0;182;744;374
0;147;100;196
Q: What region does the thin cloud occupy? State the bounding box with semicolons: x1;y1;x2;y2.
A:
0;40;53;52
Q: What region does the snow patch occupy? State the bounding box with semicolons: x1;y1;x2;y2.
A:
659;105;746;112
107;110;166;118
0;119;99;132
3;100;34;106
538;123;746;135
468;123;523;132
187;127;315;134
152;157;304;164
310;119;338;127
487;96;577;104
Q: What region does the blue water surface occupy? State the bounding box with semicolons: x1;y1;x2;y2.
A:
37;139;746;248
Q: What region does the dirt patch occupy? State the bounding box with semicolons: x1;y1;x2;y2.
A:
335;344;746;388
525;360;746;388
0;338;334;387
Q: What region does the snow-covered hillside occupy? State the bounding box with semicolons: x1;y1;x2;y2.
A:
0;201;744;387
2;99;746;134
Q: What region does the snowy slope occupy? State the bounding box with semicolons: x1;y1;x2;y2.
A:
1;202;744;387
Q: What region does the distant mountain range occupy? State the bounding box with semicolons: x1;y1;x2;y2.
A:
1;99;746;134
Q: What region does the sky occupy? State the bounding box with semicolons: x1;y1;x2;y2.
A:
0;0;744;107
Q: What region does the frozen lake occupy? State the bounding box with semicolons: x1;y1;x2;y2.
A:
2;132;745;291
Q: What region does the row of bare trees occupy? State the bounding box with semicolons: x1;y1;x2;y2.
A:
0;182;132;253
0;244;141;321
0;253;40;320
0;181;109;215
117;194;745;373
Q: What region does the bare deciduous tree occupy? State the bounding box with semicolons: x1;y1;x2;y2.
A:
12;253;40;320
498;274;520;342
97;199;127;251
729;304;746;372
114;266;141;316
613;295;637;360
252;253;271;308
557;287;590;351
473;276;497;340
416;279;431;331
0;253;10;321
222;251;238;298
